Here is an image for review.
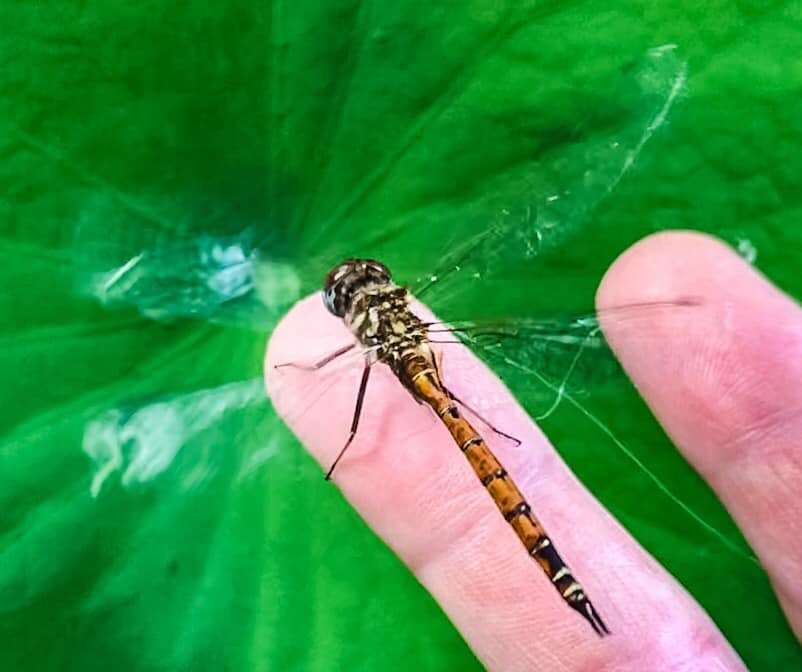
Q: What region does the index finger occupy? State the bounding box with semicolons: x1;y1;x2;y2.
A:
265;293;745;671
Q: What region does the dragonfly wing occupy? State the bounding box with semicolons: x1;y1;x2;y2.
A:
429;297;704;418
69;224;302;330
412;45;687;305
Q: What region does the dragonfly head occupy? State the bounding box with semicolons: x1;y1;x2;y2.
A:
323;259;392;317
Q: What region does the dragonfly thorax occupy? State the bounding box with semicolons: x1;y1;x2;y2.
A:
323;259;427;361
344;283;427;358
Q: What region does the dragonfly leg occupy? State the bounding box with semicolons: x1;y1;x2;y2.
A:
433;349;521;447
274;343;355;371
445;389;522;447
324;358;372;480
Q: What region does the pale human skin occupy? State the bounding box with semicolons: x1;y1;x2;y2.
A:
265;231;802;671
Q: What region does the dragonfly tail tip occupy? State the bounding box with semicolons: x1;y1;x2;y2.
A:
571;597;610;637
587;603;610;638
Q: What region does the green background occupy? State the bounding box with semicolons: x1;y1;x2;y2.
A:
2;1;801;670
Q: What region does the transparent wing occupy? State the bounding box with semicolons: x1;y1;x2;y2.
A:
428;296;702;419
44;44;688;332
22;44;687;335
70;224;304;331
412;45;687;305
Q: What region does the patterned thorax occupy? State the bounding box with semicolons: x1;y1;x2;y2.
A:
322;259;426;366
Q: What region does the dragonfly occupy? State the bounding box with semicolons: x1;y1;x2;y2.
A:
277;258;614;635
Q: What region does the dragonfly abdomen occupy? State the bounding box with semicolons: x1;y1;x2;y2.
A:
408;361;609;636
320;259;609;636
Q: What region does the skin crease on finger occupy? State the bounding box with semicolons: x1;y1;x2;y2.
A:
265;289;746;670
596;230;802;640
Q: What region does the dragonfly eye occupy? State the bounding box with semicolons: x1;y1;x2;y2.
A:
323;258;393;317
364;259;391;282
322;285;345;317
323;261;356;317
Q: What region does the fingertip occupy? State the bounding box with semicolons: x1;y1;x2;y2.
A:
595;230;745;311
592;228;802;462
593;229;802;444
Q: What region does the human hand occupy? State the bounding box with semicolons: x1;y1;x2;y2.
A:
266;231;802;671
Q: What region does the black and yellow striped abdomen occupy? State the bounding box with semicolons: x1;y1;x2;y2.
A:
405;350;609;636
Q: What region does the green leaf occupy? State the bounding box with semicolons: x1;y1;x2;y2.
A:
2;2;801;670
